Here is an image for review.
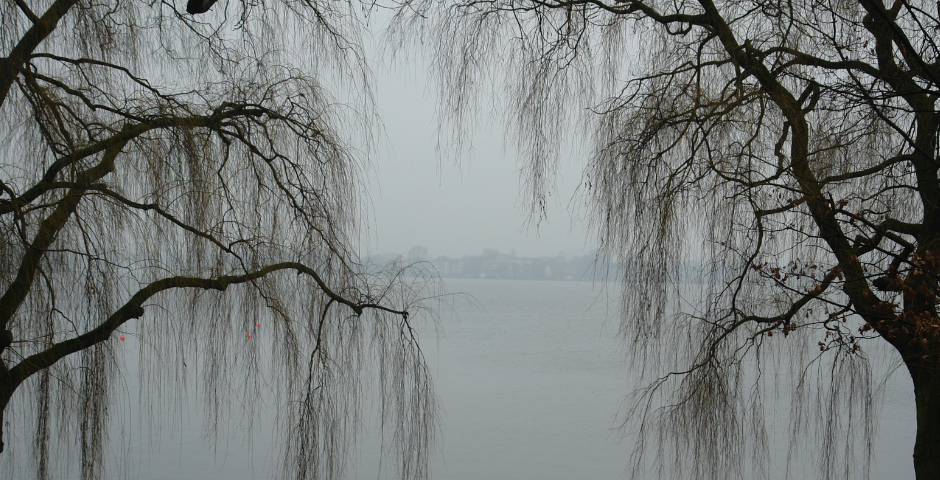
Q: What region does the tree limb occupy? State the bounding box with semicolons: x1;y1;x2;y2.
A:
0;261;409;408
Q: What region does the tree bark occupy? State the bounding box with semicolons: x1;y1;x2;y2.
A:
909;363;940;479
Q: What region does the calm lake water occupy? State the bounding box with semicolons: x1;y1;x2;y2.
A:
3;278;917;479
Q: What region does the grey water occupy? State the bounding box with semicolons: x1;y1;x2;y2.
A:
4;279;917;479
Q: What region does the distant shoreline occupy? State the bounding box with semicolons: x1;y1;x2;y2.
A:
371;249;607;281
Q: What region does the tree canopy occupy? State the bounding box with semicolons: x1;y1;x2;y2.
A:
391;0;940;478
0;0;435;478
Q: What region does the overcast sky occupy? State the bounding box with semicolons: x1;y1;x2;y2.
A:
361;51;594;259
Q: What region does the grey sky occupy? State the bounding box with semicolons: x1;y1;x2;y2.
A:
363;53;594;259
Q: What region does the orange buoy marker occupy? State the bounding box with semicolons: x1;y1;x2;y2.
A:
247;333;252;339
256;323;261;327
120;336;125;341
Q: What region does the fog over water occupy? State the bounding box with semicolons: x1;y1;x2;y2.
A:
6;279;913;479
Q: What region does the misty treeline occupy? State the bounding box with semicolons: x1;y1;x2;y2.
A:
1;0;939;479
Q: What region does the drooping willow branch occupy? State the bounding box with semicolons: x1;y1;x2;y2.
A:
0;0;81;108
0;100;328;334
0;102;280;217
0;261;409;408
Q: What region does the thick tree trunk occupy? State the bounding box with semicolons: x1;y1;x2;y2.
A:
910;365;940;479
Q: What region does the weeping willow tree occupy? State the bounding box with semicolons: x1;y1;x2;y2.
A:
391;0;940;478
0;0;436;478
